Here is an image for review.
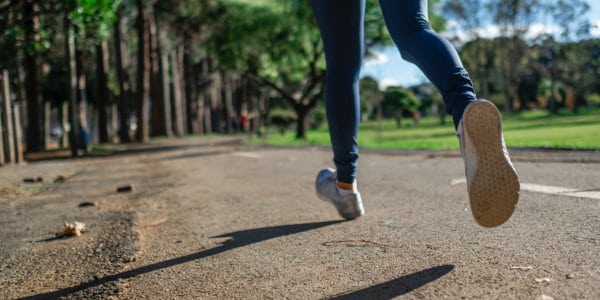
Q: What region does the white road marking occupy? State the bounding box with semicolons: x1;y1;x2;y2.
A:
450;178;467;186
519;183;577;194
451;178;600;200
562;191;600;200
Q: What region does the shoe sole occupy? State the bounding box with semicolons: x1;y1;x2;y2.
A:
316;192;364;220
463;101;520;227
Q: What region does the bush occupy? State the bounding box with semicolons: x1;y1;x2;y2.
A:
586;93;600;107
310;107;326;129
269;110;296;135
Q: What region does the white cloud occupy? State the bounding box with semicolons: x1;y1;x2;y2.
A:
591;20;600;37
379;78;400;90
364;52;389;67
526;23;561;38
443;22;562;43
478;25;501;39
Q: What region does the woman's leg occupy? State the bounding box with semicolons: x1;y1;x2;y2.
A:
379;0;477;128
378;0;519;227
310;0;365;184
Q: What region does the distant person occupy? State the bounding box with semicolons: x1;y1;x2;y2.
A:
312;0;520;227
412;111;421;126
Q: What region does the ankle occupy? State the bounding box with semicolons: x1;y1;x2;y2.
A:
337;180;354;190
337;180;358;194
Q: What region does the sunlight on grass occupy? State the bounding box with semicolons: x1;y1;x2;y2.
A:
251;107;600;150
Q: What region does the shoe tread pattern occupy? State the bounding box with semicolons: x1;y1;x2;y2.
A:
463;101;520;227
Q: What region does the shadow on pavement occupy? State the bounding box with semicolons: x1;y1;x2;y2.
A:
24;138;242;162
327;264;454;300
159;149;234;161
21;220;341;300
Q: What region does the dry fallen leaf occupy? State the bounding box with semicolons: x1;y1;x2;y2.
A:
534;277;552;283
56;221;88;237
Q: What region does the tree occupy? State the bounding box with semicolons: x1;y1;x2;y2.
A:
135;0;150;142
458;38;497;99
208;0;390;139
551;39;600;111
148;9;169;137
359;76;382;121
444;0;591;113
443;0;491;98
65;16;80;156
65;0;120;145
382;86;420;128
23;0;44;152
113;6;132;143
206;0;323;139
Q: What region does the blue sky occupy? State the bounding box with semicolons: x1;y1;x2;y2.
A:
361;1;600;89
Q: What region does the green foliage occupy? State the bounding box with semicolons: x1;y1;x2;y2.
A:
383;87;420;113
427;0;446;32
269;109;296;135
207;0;394;90
310;106;326;129
587;94;600;107
364;0;392;48
70;0;121;46
382;86;420;127
207;0;321;83
359;76;382;119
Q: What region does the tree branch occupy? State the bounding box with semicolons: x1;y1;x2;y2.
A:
300;38;325;102
299;70;324;106
309;88;324;106
249;74;299;111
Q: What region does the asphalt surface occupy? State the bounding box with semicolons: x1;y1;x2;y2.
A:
1;136;598;299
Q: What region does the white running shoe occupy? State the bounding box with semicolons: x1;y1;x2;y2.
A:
458;100;520;227
315;168;365;220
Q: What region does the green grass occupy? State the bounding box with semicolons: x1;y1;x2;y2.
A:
251;107;600;150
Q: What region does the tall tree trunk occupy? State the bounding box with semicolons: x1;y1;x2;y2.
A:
96;41;109;143
177;47;187;134
23;0;43;152
160;52;173;137
149;13;166;136
196;59;210;134
110;104;118;142
135;0;150;142
0;90;4;164
114;7;131;143
12;103;24;163
295;107;308;139
171;51;185;136
183;34;195;134
222;71;234;133
43;101;50;148
257;93;269;137
65;17;80;157
1;70;15;163
60;101;68;147
76;48;89;135
205;58;219;134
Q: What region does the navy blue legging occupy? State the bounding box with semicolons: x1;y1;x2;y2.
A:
311;0;477;184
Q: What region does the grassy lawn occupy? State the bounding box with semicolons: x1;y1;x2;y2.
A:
251;107;600;150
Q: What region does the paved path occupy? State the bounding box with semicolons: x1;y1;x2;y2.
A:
1;137;599;299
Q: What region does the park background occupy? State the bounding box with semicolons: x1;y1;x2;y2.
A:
1;0;600;163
